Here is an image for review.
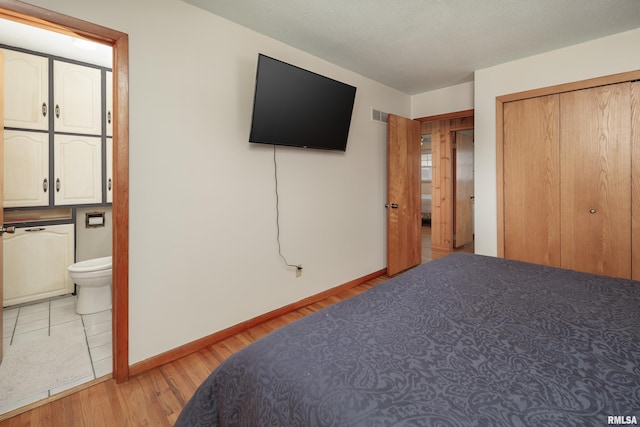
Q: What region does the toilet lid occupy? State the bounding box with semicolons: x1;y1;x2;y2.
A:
68;256;112;273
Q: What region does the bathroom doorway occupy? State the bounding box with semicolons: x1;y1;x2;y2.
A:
0;3;129;416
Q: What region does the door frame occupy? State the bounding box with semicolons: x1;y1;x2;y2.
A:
415;109;474;252
0;0;130;382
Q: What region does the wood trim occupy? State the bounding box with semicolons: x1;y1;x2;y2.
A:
0;1;130;383
630;81;639;281
496;100;505;258
496;70;640;103
129;268;387;377
431;119;453;251
415;109;474;123
112;34;130;384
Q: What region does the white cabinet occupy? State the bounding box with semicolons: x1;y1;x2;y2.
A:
3;130;49;207
3;48;111;209
3;224;75;307
53;60;102;135
106;137;113;203
54;134;102;205
2;49;49;130
106;70;113;137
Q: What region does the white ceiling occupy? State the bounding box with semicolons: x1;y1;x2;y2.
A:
183;0;640;95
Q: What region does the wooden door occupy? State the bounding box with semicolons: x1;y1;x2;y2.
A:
387;114;421;276
454;131;474;248
503;95;561;267
560;83;631;278
632;81;640;281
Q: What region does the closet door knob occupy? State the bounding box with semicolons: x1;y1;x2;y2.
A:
589;208;596;214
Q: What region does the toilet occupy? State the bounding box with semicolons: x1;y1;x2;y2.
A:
68;256;112;314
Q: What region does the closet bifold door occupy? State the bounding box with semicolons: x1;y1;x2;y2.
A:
502;95;561;267
560;83;632;279
632;81;640;281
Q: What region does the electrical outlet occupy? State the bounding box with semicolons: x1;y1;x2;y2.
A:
296;265;303;278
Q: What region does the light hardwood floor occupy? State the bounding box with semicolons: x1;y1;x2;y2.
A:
0;277;387;426
422;223;474;264
0;226;470;426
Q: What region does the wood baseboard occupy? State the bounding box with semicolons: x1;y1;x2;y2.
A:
128;268;387;377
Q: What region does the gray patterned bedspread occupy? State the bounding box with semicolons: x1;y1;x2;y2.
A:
175;253;640;426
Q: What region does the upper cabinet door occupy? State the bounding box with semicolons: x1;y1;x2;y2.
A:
106;71;113;137
3;49;49;130
54;134;102;205
4;130;49;207
53;60;101;135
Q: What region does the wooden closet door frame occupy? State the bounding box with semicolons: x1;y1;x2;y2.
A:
496;70;640;260
0;0;130;383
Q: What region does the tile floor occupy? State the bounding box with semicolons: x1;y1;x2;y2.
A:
1;294;112;414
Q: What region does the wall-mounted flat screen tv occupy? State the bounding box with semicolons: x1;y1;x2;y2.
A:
249;54;357;151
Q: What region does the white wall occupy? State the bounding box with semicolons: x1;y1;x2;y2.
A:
411;81;474;118
23;0;410;363
473;27;640;256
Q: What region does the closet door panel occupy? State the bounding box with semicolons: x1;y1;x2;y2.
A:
560;83;631;278
632;81;640;281
503;95;561;267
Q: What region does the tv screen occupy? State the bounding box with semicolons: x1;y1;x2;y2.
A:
249;54;357;151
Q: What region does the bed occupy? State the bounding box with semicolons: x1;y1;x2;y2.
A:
421;193;432;222
175;253;640;426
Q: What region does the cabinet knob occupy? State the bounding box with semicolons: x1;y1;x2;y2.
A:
108;178;112;191
589;208;597;214
42;102;47;117
43;178;48;193
0;226;16;235
56;178;61;192
55;104;60;118
108;111;112;124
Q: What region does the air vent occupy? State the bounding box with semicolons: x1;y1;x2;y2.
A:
372;108;388;123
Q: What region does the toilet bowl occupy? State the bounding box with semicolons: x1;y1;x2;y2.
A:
68;256;112;314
